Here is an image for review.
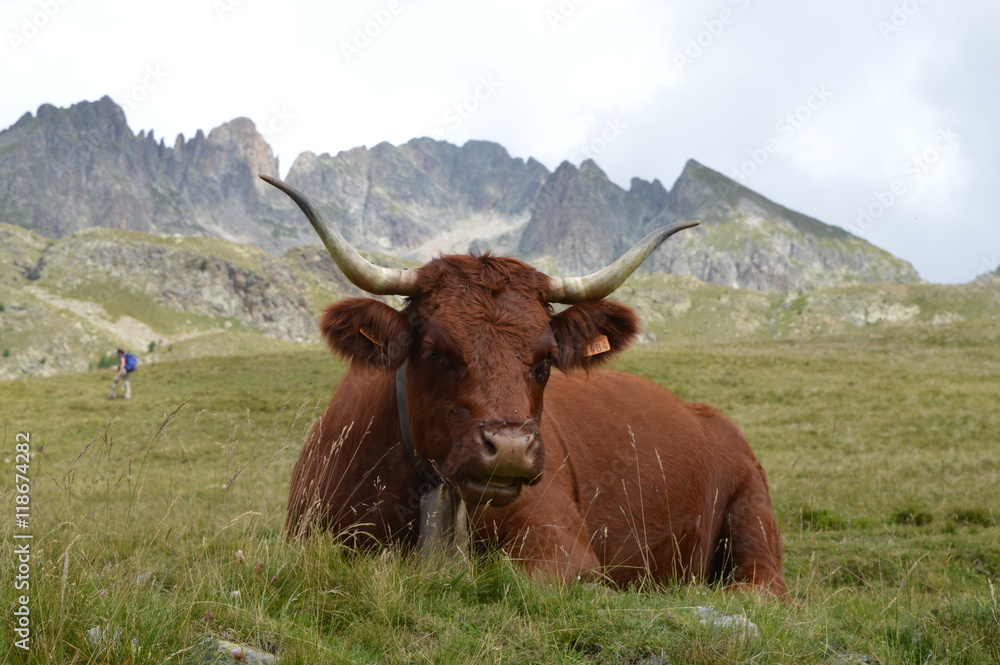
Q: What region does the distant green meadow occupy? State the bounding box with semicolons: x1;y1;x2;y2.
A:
1;319;998;663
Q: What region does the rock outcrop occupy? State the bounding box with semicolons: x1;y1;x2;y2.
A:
0;97;920;294
521;159;920;292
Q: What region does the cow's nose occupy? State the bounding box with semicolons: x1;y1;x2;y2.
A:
481;423;538;477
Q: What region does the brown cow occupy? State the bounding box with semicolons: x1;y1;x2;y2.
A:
262;174;787;596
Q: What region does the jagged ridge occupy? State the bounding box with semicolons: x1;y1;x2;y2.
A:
0;97;919;294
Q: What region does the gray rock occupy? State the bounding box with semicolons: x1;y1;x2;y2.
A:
694;606;760;638
197;637;279;664
521;159;919;293
0;98;919;296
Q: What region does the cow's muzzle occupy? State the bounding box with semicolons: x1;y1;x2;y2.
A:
458;423;542;506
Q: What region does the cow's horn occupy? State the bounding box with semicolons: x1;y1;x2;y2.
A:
547;220;700;303
260;174;420;297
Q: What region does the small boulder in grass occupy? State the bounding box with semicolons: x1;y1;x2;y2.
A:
695;606;760;638
135;571;156;586
197;637;279;664
86;625;123;646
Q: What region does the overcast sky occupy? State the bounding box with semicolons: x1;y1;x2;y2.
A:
2;0;996;283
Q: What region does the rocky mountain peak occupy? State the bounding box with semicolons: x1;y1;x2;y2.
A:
200;117;278;199
0;97;920;293
665;159;732;222
0;98;306;250
519;157;918;291
207;117;274;158
578;159;607;179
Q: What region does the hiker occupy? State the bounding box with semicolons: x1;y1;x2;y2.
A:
109;348;137;400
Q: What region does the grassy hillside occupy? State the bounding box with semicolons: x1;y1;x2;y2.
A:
616;273;1000;344
4;220;997;380
0;225;421;379
1;318;997;663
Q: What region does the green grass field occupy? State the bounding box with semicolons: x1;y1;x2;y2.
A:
1;319;998;663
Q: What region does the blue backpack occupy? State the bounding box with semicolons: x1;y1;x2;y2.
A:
124;353;138;372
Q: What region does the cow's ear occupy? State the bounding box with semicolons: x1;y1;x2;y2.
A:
320;298;410;370
549;300;640;371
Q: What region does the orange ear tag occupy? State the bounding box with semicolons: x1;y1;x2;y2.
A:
583;334;611;357
359;327;383;346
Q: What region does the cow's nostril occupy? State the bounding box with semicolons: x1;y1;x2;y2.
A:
483;438;498;456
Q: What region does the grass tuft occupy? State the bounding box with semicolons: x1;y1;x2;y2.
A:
796;505;848;531
890;505;935;527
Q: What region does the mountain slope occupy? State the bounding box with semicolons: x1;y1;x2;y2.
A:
0;224;318;378
521;159;919;292
0;96;310;251
0;97;919;294
0;224;991;381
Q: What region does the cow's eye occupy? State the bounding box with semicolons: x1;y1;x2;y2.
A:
425;349;457;371
533;358;552;384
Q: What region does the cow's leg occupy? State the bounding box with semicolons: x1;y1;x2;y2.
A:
505;518;603;584
725;467;788;597
477;490;602;585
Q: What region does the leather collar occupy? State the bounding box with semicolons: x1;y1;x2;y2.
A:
395;364;441;488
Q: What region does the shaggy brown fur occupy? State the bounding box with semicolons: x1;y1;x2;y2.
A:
287;253;787;596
